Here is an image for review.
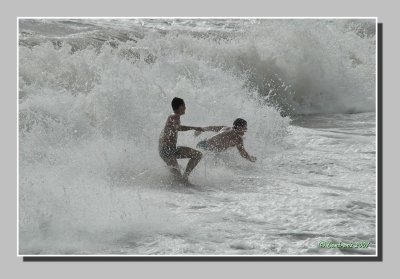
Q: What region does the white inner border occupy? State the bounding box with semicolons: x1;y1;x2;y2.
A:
17;16;379;257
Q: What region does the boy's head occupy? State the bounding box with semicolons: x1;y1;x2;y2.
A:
233;118;248;135
171;97;186;115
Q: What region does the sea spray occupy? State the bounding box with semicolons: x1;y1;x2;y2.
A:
19;28;288;254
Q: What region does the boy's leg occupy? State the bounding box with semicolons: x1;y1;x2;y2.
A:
175;146;202;180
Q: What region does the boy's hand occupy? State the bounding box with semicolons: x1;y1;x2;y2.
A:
249;156;257;162
194;130;202;137
194;127;204;136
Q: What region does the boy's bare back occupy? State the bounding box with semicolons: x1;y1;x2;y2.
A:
204;128;242;151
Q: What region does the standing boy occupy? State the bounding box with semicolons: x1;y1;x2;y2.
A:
159;97;204;184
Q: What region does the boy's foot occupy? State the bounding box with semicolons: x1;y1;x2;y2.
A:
170;173;189;185
180;174;195;187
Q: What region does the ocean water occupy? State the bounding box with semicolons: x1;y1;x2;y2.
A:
18;18;377;255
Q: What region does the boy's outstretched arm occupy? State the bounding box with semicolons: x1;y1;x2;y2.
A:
194;126;226;136
203;126;226;132
237;143;257;162
179;125;204;132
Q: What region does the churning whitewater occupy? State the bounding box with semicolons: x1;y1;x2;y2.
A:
19;19;376;255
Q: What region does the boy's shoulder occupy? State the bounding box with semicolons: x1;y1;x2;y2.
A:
168;113;180;120
222;128;241;140
229;130;243;142
167;113;180;125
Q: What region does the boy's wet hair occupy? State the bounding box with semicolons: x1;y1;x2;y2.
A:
233;118;247;129
171;97;185;111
